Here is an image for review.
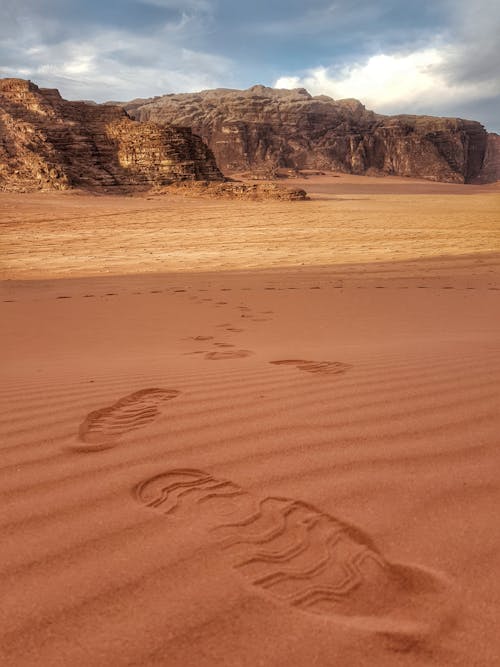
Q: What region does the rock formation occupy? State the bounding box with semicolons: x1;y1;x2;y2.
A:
0;78;223;192
163;180;308;200
473;133;500;183
124;85;494;184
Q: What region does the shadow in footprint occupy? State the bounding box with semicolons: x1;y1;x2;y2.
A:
205;350;253;360
270;359;351;376
71;388;180;452
135;468;454;640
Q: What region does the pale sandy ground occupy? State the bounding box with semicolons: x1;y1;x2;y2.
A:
1;175;500;666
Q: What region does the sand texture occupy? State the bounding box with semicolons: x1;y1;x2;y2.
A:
1;175;500;666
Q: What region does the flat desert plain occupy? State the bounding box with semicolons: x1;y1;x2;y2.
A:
1;175;500;666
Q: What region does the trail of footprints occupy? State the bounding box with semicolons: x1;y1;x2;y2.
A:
73;358;349;452
270;359;352;375
3;283;499;304
75;388;180;451
135;469;451;632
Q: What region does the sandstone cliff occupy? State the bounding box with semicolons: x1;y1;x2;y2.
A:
0;78;223;192
124;85;493;184
473;133;500;183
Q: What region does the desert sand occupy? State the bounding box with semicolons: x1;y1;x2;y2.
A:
1;175;500;666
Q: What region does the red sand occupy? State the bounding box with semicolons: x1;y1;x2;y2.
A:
1;176;499;666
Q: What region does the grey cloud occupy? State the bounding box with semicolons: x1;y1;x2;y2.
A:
0;0;497;130
432;0;500;83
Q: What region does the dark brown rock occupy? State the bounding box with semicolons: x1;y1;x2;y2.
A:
163;180;309;200
475;133;500;183
0;78;223;192
124;85;490;184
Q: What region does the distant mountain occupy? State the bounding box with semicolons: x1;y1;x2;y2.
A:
0;78;222;192
123;85;498;184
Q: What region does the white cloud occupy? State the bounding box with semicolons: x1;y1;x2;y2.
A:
274;0;500;127
0;26;233;101
275;46;499;116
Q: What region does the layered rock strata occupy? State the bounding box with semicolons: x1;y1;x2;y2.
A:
0;78;223;192
125;85;493;184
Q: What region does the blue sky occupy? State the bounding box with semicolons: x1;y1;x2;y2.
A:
1;0;498;131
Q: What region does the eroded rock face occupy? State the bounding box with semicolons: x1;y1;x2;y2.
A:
124;85;490;184
0;78;223;192
474;133;500;183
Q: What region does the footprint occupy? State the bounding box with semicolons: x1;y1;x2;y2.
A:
135;469;453;637
73;388;180;452
205;350;253;360
270;360;352;376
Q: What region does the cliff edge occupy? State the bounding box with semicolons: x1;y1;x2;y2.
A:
0;78;223;192
124;85;494;184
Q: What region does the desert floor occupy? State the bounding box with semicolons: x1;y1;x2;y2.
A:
1;175;500;666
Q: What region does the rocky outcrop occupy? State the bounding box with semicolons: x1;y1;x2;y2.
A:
124;85;490;184
163;180;308;200
0;78;223;192
475;133;500;183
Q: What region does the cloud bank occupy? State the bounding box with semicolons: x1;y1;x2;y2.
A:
275;45;498;117
0;0;498;131
275;0;499;130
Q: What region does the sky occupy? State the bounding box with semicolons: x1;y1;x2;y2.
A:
1;0;498;132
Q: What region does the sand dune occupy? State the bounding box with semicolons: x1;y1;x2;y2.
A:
1;177;499;665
